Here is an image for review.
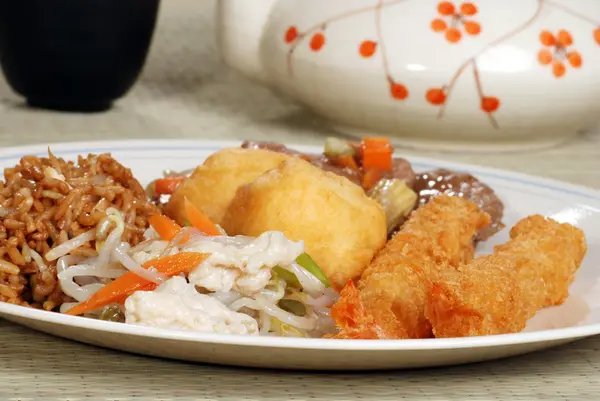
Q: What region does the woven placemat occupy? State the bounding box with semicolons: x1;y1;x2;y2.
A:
0;1;599;399
1;319;599;400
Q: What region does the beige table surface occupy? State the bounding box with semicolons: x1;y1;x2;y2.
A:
1;1;599;400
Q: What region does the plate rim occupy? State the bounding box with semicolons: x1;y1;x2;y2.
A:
0;138;598;352
1;302;597;351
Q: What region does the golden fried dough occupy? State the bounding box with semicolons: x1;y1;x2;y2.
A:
331;195;491;339
426;215;587;338
165;148;291;226
221;157;387;289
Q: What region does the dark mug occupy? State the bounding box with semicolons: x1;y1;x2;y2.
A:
0;0;161;112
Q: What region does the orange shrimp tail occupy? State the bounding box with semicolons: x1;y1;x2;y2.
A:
330;281;382;339
426;283;483;338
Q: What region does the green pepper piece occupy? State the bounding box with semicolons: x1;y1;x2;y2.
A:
272;266;302;289
277;299;307;317
99;306;124;322
296;253;330;287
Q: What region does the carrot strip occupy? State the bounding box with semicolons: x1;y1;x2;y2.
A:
332;155;359;172
154;176;186;195
361;137;393;172
149;214;182;241
65;252;209;316
184;197;222;236
362;169;383;191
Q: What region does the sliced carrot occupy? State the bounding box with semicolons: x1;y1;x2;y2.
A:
332;155;359;172
362;147;392;171
184;197;222;236
362;168;382;191
65;252;209;316
149;214;182;241
362;137;393;149
361;137;393;172
154;176;186;195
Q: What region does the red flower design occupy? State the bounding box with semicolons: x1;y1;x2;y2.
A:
310;32;326;51
284;26;298;44
481;97;500;113
389;81;409;100
426;88;447;105
431;1;481;44
359;40;378;58
537;30;582;78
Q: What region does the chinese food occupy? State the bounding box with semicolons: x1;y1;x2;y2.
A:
221;156;387;289
331;195;490;339
0;151;159;310
164;148;290;226
0;137;588;341
242;139;417;190
241;139;503;239
412;169;504;241
65;229;336;337
426;215;586;337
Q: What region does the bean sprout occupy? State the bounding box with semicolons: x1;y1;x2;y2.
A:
29;249;47;272
254;294;316;330
285;262;326;295
45;229;96;261
113;243;168;284
58;264;125;302
259;311;271;334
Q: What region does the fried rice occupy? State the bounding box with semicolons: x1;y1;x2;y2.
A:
0;150;159;310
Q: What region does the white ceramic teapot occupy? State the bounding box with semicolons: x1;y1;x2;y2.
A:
217;0;600;151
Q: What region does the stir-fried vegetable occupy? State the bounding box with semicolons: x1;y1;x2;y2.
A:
278;299;307;317
272;266;301;289
99;306;125;322
271;317;308;337
331;155;359;172
184;197;222;236
296;253;330;287
324;137;355;158
149;214;192;244
149;214;183;241
362;169;383;191
361;137;393;172
154;176;186;195
149;199;221;241
369;178;418;233
65;252;209;316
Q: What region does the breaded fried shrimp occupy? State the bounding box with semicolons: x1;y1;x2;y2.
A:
426;215;587;338
332;195;491;339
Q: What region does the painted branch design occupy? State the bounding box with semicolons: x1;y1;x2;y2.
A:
283;0;600;129
431;0;545;126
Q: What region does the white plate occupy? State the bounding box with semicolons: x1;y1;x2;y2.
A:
0;139;599;371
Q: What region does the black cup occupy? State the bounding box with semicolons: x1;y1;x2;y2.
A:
0;0;161;112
